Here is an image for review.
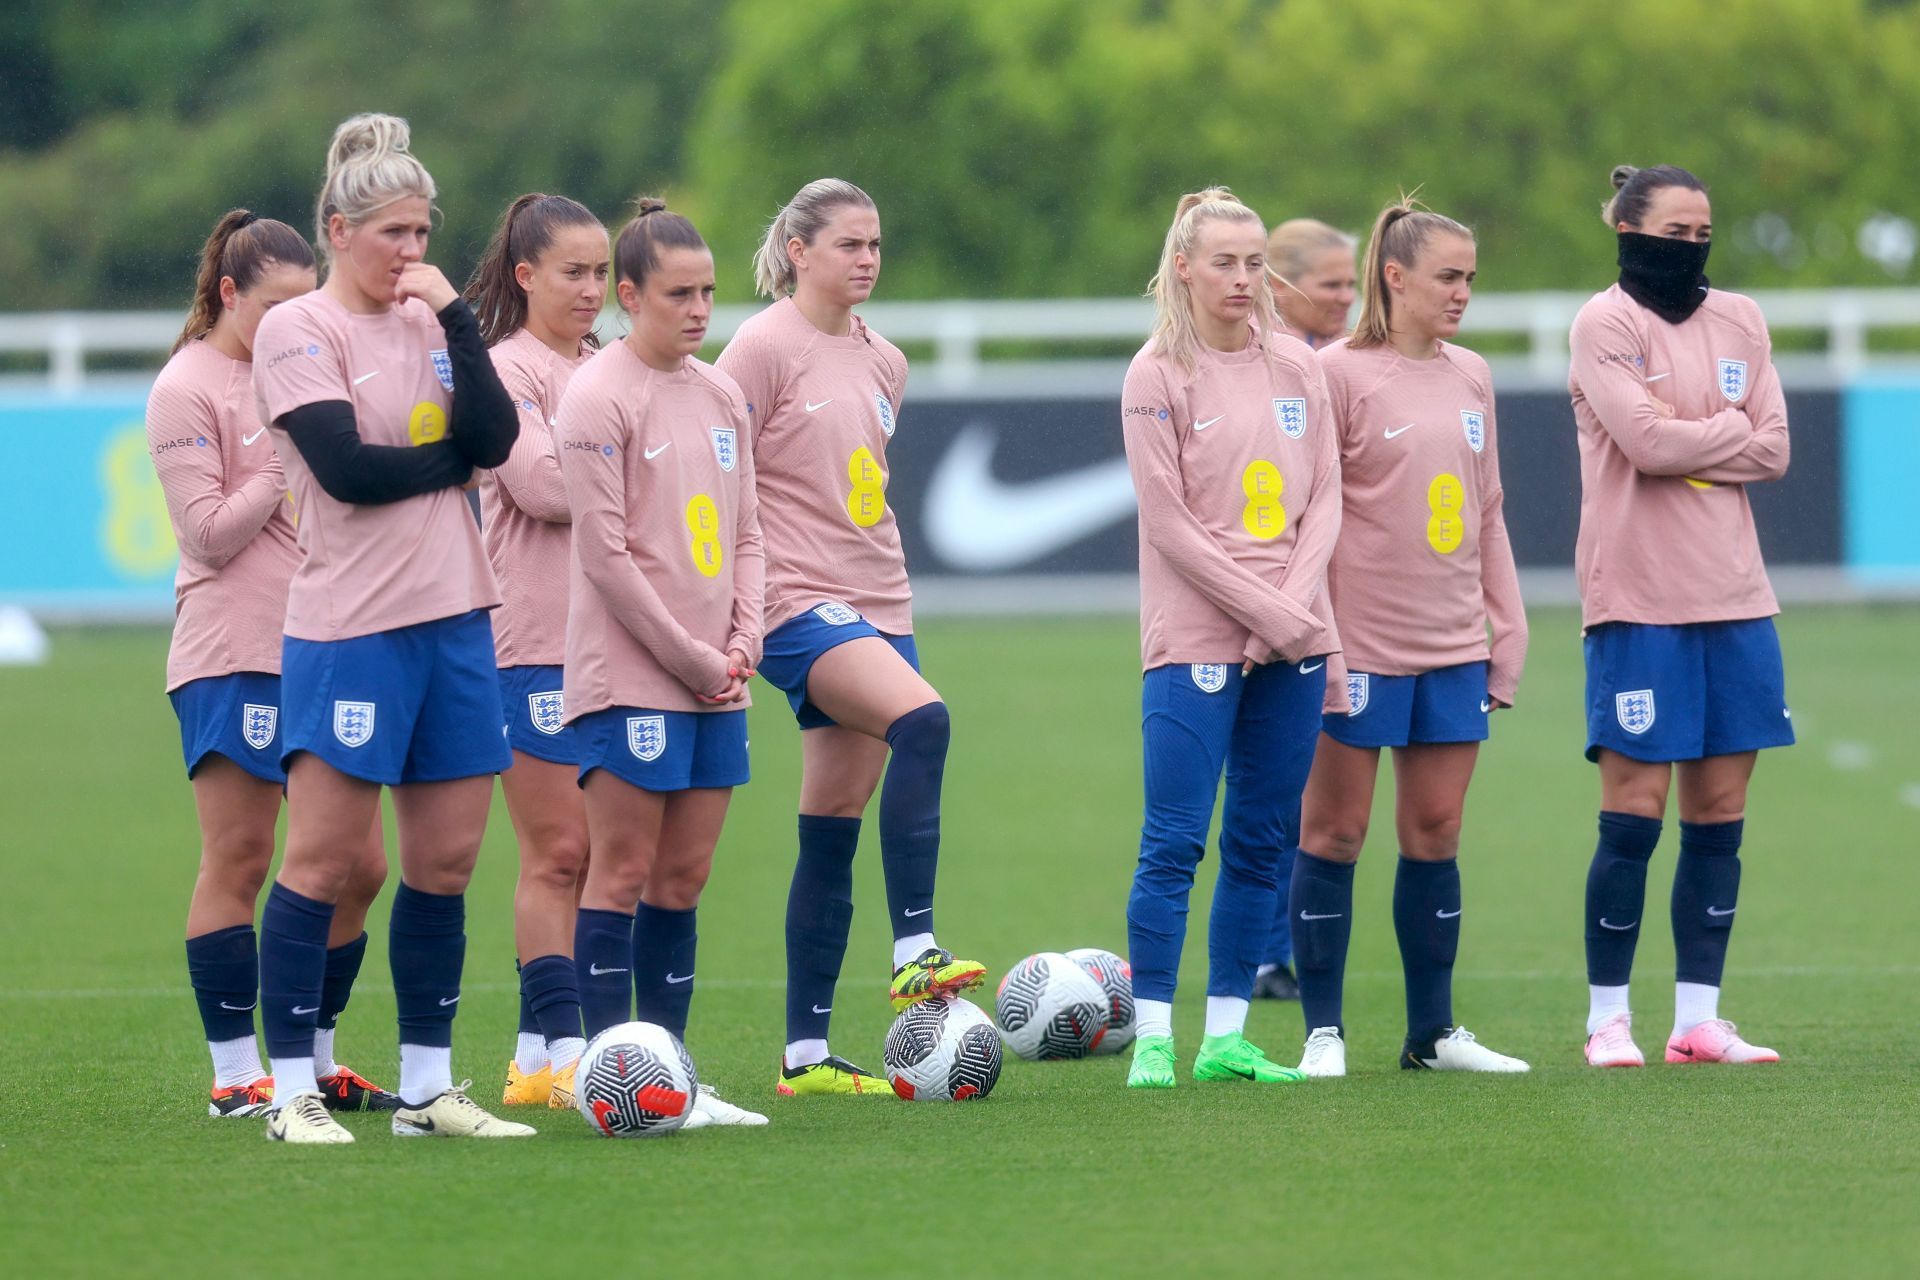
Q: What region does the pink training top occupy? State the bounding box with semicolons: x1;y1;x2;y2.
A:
714;296;911;633
481;328;587;668
1121;328;1343;672
148;339;299;690
555;340;764;718
252;290;500;642
1316;338;1528;706
1568;283;1789;628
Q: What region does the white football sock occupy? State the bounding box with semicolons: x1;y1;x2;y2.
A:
1672;982;1720;1037
892;932;936;970
785;1039;829;1070
548;1036;585;1072
1134;999;1173;1041
1255;963;1278;978
311;1027;337;1079
209;1035;265;1090
515;1032;550;1073
1587;984;1631;1035
1204;996;1249;1038
399;1043;452;1107
271;1055;319;1107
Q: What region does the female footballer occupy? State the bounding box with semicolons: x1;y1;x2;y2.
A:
716;179;984;1098
1268;218;1359;351
1120;187;1342;1089
251;113;530;1143
556;197;766;1128
1286;199;1530;1078
151;209;395;1118
1570;165;1791;1068
464;193;609;1110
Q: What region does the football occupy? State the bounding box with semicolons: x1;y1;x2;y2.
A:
1065;947;1136;1055
996;951;1110;1060
883;995;1003;1101
574;1021;699;1137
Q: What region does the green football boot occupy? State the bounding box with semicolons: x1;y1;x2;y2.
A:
1192;1032;1307;1084
1126;1034;1178;1089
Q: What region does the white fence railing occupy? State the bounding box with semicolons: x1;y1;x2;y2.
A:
7;290;1920;393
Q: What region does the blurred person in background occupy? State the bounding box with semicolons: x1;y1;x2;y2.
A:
1268;218;1358;351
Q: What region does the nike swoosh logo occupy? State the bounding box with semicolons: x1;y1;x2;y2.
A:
644;443;670;459
1479;699;1492;713
588;964;628;976
1384;422;1417;439
439;995;460;1006
352;370;380;386
1646;371;1672;383
1599;918;1636;931
903;907;934;918
220;1001;257;1011
290;1005;318;1016
242;427;267;446
1224;1063;1259;1080
1707;906;1736;917
1436;908;1462;919
1299;911;1344;921
923;423;1135;571
811;1005;833;1014
665;973;694;984
804;399;833;412
1193;415;1225;431
1299;660;1324;674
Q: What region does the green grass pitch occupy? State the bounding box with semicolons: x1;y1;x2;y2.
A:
2;608;1917;1277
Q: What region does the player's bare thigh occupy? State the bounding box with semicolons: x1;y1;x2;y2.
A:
1391;740;1480;861
1300;733;1381;864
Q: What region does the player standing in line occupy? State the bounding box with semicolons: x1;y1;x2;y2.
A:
463;194;608;1111
716;179;985;1099
556;197;766;1128
1120;187;1342;1089
1285;200;1530;1078
251;113;531;1143
1570;165;1790;1068
151;209;398;1117
1253;216;1359;1004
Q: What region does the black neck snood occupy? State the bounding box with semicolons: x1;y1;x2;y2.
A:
1617;231;1711;324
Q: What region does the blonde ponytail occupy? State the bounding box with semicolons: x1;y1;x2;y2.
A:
752;178;874;299
1145;186;1281;371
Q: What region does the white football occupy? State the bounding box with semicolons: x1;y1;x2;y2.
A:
883;995;1002;1101
1065;947;1136;1055
575;1021;698;1137
995;951;1110;1060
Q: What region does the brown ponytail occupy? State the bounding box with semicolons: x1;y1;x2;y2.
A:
172;209;316;354
1601;163;1708;230
614;195;707;291
464;192;605;347
1351;195;1473;349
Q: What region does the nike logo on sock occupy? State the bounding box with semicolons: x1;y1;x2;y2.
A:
812;1005;833;1014
1706;906;1736;917
588;964;628;976
438;995;460;1006
220;1000;257;1011
1299;911;1344;921
1599;918;1637;930
903;907;933;918
665;973;694;984
805;399;834;412
290;1005;318;1016
1436;908;1462;919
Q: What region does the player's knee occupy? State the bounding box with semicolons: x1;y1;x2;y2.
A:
202;828;276;889
885;700;950;762
1306;819;1368;863
530;823;590;884
644;862;711;911
1402;812;1462;860
340;845;389;907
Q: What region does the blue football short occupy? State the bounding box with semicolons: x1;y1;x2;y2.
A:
573;705;749;792
169;671;286;784
757;601;920;730
1583;618;1794;763
1323;661;1492;749
280;610;512;785
499;664;575;765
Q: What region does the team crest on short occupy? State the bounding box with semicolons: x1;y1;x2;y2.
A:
1615;689;1656;735
1461;409;1486;454
627;714;667;762
709;426;737;472
429;349;454;392
333;701;376;749
874;393;896;438
528;691;565;736
1272;397;1307;439
241;703;278;751
1346;673;1370;716
1190;663;1228;693
814;602;861;626
1717;359;1748;402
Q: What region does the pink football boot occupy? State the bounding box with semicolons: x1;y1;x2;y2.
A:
1665;1019;1780;1064
1584;1013;1645;1067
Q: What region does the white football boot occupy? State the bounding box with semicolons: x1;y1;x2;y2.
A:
1297;1026;1347;1078
1405;1026;1530;1072
392;1081;538;1137
265;1092;354;1145
683;1082;769;1128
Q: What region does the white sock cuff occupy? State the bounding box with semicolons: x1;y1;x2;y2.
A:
515;1031;550;1073
398;1043;453;1107
785;1038;830;1070
271;1055;319;1106
1134;999;1173;1041
209;1035;266;1091
1204;996;1250;1039
892;932;937;971
1586;984;1631;1036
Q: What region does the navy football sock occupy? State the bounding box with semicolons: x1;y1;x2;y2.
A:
389;883;465;1051
879;702;949;939
632;902;698;1041
318;931;367;1032
1290;851;1355;1034
516;957;541;1037
186;923;258;1044
574;908;634;1038
519;953;583;1047
1393;857;1461;1043
1584;811;1661;985
258;882;333;1061
785;814;859;1043
1672;819;1743;986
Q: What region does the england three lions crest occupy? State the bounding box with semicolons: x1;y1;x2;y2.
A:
333;700;375;749
1273;397;1307;439
528;691;566;737
241;703;278;751
1615;689;1656;735
1190;663;1228;693
1717;359;1748;403
429;348;455;392
1345;673;1369;716
627;714;667;762
709;426;737;473
874;393;896;438
1461;409;1486;454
